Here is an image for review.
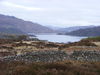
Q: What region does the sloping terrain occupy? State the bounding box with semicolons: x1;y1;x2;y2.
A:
0;14;55;34
66;26;100;36
0;27;25;35
57;26;95;33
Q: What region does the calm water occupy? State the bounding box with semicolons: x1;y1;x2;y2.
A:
36;34;86;43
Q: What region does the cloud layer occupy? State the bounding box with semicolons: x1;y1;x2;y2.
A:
0;0;100;27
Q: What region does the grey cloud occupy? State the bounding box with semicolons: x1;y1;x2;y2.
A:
0;0;100;27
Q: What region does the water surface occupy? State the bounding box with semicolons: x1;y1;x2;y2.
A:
36;34;86;43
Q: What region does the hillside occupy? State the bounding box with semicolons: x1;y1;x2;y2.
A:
0;27;25;35
0;14;55;34
57;26;95;34
66;26;100;36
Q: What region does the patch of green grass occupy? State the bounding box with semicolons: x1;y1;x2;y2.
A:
83;36;100;42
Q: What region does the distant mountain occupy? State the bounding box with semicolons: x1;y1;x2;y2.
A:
0;14;55;34
66;26;100;37
57;26;95;34
46;26;62;30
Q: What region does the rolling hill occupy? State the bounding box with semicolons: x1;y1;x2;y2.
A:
56;26;95;34
66;26;100;37
0;14;55;34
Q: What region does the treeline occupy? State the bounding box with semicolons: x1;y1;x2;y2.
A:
0;34;29;44
0;33;27;39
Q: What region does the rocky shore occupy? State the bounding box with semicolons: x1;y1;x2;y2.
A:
1;50;100;62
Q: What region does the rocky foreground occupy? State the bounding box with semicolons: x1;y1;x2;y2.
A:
0;38;100;63
1;50;100;62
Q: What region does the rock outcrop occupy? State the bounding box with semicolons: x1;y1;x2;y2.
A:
70;50;100;61
1;50;100;62
1;50;68;62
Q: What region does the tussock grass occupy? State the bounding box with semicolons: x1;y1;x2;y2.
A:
0;61;100;75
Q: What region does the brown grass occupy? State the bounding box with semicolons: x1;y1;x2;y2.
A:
0;61;100;75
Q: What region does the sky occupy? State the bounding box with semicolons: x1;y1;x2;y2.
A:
0;0;100;27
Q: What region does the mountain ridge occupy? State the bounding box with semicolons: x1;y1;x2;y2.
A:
0;14;55;34
66;26;100;37
56;25;95;34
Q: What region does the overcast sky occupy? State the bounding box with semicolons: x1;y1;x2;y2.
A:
0;0;100;27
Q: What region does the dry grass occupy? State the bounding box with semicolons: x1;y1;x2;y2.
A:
64;46;100;51
0;61;100;75
93;42;100;46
